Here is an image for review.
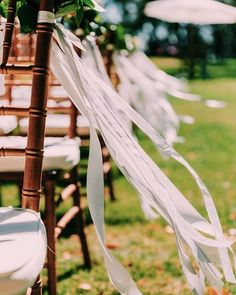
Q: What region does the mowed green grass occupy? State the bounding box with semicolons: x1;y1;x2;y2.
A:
2;58;236;294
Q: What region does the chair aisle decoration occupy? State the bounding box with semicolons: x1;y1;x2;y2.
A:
81;36;156;217
51;24;236;294
1;1;236;295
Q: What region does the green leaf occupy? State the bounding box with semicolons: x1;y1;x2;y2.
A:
17;3;38;33
89;0;104;12
84;0;95;9
0;3;8;18
75;0;82;11
3;0;9;6
56;3;76;17
75;6;84;27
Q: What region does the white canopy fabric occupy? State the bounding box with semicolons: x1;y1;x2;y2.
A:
145;0;236;25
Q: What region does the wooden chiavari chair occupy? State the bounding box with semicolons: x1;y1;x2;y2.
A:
0;1;91;294
0;0;54;294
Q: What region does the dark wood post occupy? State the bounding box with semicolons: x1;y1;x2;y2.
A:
68;103;78;139
22;0;54;211
2;0;16;65
21;1;55;294
44;173;57;295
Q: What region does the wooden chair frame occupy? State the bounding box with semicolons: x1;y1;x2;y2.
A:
0;1;91;294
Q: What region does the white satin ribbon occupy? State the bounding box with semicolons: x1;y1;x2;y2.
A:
130;51;188;93
81;38;158;220
131;52;227;109
129;51;201;102
50;24;236;295
114;52;179;146
0;19;5;95
37;11;55;24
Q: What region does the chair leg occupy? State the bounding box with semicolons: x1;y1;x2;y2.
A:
106;168;116;202
0;184;2;207
28;277;43;295
44;175;57;295
71;167;91;269
18;182;23;207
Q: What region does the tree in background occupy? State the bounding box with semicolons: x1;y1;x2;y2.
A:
103;0;236;79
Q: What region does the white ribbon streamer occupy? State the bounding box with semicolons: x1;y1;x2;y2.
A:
129;51;202;102
130;52;187;91
81;37;158;220
131;52;227;109
37;11;55;24
114;52;179;146
51;24;236;295
0;19;5;95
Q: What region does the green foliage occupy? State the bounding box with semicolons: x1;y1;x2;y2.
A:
0;2;8;18
0;0;102;33
17;3;38;33
94;23;126;51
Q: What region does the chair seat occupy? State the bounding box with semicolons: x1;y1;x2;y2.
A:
11;86;31;101
0;136;81;172
0;116;17;135
11;98;58;107
49;86;68;99
0;207;47;295
10;86;58;107
0;75;5;96
19;114;90;136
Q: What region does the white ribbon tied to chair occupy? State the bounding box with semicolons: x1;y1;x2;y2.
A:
130;52;227;108
114;52;180;146
129;51;201;102
49;21;236;295
81;38;158;220
0;18;6;96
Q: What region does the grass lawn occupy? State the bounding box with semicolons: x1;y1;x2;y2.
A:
2;58;236;294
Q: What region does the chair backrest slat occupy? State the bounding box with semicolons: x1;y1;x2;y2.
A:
2;0;16;65
21;0;54;211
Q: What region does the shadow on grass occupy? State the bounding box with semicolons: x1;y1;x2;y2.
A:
57;264;90;283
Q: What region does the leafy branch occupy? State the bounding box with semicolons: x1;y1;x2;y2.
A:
0;0;104;33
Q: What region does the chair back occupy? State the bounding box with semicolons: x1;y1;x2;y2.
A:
0;1;55;293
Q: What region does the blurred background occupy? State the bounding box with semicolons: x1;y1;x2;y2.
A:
102;0;236;79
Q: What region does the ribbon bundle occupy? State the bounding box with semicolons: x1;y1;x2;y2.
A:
81;38;158;219
50;23;236;294
0;20;5;95
114;52;180;145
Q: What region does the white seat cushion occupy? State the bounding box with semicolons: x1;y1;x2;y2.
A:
19;114;90;136
0;116;17;135
49;86;68;99
0;136;80;172
0;207;47;295
11;86;31;101
0;75;5;96
10;85;58;107
11;98;58;108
